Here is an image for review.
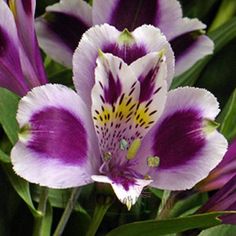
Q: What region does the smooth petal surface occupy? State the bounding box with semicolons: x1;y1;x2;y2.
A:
92;0;213;76
196;139;236;192
11;0;47;86
35;0;92;67
136;87;227;190
11;84;100;188
73;24;173;105
0;1;28;96
92;175;152;209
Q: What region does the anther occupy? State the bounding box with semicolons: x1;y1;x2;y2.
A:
120;139;128;151
103;152;112;161
147;156;160;167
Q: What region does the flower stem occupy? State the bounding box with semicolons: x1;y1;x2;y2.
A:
53;188;81;236
209;0;236;32
156;190;173;220
33;187;49;236
86;196;112;236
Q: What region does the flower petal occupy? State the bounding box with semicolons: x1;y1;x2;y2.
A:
11;84;100;188
92;0;213;76
198;174;236;224
92;175;152;209
73;24;173;105
169;23;213;76
11;0;47;86
92;53;167;160
0;1;28;96
196;139;236;192
136;87;227;190
35;0;92;67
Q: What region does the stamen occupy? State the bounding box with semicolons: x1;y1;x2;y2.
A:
147;156;160;167
123;196;133;211
127;138;141;160
103;152;112;161
120;139;128;151
144;174;152;180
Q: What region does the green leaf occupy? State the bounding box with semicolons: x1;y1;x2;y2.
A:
2;163;40;217
0;88;19;144
218;88;236;141
199;224;236;236
171;17;236;88
106;212;233;236
149;188;163;199
169;192;208;218
44;56;73;87
0;148;10;163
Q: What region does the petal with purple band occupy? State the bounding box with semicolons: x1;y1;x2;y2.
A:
92;175;152;210
11;84;100;188
35;0;92;67
92;53;168;161
92;0;213;75
0;1;29;96
135;87;227;190
93;0;158;31
91;53;140;155
73;24;173;105
11;0;47;86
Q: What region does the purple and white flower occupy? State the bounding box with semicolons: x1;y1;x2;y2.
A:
0;0;47;96
11;24;226;209
36;0;213;76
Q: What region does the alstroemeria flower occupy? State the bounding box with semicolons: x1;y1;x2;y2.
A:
198;175;236;224
0;0;47;96
73;24;174;105
11;28;226;208
35;0;213;76
196;139;236;192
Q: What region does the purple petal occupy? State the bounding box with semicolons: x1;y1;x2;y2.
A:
198;175;236;224
171;34;213;76
93;0;213;75
92;53;168;161
93;0;158;31
135;87;227;190
196;139;236;192
35;0;92;67
13;0;47;86
0;1;29;96
11;84;100;188
28;107;88;165
73;24;173;105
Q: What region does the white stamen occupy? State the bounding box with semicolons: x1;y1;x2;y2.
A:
120;139;128;151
